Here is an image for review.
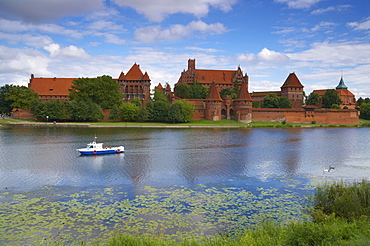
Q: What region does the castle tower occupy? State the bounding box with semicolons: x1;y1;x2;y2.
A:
280;72;304;108
233;81;253;123
188;59;195;71
204;81;223;121
118;63;151;105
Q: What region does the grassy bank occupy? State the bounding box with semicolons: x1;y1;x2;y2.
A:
1;118;364;128
2;117;368;128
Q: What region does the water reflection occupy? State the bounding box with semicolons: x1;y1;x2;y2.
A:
1;126;370;191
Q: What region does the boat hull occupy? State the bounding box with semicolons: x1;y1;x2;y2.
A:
78;147;124;155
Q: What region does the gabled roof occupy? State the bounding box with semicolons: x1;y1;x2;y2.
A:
281;73;304;88
235;82;252;101
196;69;238;85
337;89;354;96
156;83;163;89
143;72;150;80
206;81;222;101
313;89;354;97
29;77;75;96
336;76;348;90
124;63;147;80
118;72;125;80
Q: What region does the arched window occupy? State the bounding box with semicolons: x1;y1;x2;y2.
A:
230;109;235;119
221;109;226;119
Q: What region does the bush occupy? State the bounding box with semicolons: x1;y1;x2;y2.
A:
313;180;370;221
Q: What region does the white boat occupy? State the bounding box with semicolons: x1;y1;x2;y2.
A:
77;137;124;155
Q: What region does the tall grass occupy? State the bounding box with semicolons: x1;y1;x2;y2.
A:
313;180;370;221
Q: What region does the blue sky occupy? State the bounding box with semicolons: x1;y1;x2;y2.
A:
0;0;369;97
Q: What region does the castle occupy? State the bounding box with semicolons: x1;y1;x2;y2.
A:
28;63;152;105
26;59;359;124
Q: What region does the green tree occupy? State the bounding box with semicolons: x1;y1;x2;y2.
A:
153;88;168;102
174;83;192;99
109;104;121;120
69;75;122;109
0;84;13;114
131;97;142;107
356;97;364;106
322;89;342;108
190;81;208;99
220;88;237;99
262;93;279;108
120;102;140;121
360;103;370;120
306;92;320;105
70;100;104;121
278;96;292;108
5;85;40;110
150;101;171;122
167;100;194;123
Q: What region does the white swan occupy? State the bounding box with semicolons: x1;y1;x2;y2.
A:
324;165;335;172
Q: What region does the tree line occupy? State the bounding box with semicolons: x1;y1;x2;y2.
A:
0;76;194;123
2;76;370;121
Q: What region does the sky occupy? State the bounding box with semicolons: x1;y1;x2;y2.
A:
0;0;370;98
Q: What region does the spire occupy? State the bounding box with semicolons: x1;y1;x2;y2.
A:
206;81;222;101
235;82;252;101
336;76;348;90
118;72;125;80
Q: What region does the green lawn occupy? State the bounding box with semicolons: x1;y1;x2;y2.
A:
0;118;364;128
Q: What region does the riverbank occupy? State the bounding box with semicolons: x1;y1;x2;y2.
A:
1;118;368;128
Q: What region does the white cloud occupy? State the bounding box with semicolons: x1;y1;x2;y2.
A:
44;43;90;59
310;21;336;32
88;20;125;32
0;19;83;39
275;0;323;9
311;5;352;15
0;32;53;48
237;48;289;63
113;0;236;22
287;41;370;67
134;21;227;42
347;17;370;31
0;0;104;23
0;45;51;76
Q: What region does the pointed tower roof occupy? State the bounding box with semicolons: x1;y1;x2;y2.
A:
118;72;125;80
156;83;163;89
125;63;144;80
143;71;150;80
206;81;222;101
336;76;348;90
235;82;252;101
281;72;304;88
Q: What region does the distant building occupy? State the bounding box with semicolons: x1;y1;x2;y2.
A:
175;59;248;91
28;75;74;101
117;63;151;105
28;63;151;105
312;76;356;109
250;73;304;109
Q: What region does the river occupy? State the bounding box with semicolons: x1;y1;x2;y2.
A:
1;126;369;244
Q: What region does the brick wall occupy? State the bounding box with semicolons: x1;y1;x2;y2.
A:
252;108;360;125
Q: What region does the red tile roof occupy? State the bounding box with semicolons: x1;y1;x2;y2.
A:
196;69;237;85
123;63;150;80
281;73;304;88
206;81;222;101
235;82;252;101
29;77;75;96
